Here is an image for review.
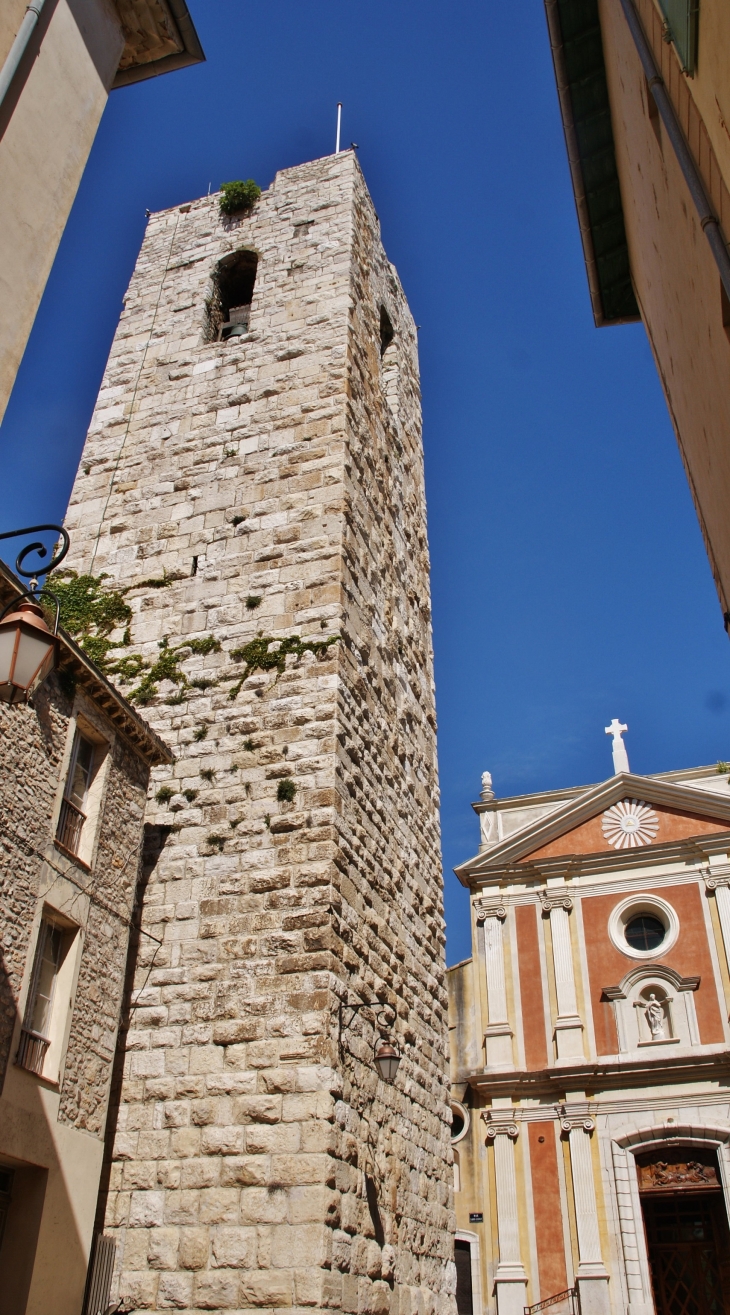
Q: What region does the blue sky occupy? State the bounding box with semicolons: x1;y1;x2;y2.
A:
1;0;728;964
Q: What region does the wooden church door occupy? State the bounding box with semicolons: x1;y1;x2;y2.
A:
636;1149;730;1315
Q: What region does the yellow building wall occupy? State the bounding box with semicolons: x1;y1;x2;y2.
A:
598;0;730;614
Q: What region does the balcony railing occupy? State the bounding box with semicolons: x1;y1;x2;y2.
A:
56;797;85;855
16;1027;50;1076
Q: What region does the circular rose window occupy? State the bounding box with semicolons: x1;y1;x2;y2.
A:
625;914;665;952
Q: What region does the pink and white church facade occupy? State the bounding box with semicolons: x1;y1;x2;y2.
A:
448;728;730;1315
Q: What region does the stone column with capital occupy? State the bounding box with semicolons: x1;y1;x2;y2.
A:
559;1108;610;1315
475;900;513;1068
704;858;730;977
541;892;585;1060
483;1113;528;1315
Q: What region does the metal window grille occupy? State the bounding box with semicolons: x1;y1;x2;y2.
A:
15;1028;50;1076
55;796;86;854
83;1234;117;1315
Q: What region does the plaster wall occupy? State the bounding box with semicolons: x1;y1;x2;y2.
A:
0;0;124;423
63;153;454;1315
597;0;730;614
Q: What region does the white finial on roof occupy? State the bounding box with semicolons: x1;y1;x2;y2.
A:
480;771;494;801
605;719;630;774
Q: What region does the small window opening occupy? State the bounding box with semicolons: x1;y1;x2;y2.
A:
721;282;730;343
625;914;665;952
365;1176;385;1246
379;306;394;357
191;556;198;577
56;731;95;857
208;249;258;342
453;1149;461;1193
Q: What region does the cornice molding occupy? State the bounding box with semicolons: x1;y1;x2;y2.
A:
456;773;730;883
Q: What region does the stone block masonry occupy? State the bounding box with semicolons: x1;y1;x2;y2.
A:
65;151;455;1314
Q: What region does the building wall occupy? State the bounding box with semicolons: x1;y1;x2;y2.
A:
63;153;454;1314
449;779;730;1315
597;0;730;614
0;669;152;1315
0;0;124;423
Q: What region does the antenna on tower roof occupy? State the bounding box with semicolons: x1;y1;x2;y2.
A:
335;102;342;155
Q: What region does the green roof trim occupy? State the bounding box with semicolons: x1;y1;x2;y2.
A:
545;0;640;325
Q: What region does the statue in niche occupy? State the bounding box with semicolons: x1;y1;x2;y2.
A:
644;993;666;1040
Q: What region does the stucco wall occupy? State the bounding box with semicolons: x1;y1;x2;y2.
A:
0;0;124;422
597;0;730;614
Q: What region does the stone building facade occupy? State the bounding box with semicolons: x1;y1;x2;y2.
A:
64;152;454;1314
0;560;171;1315
448;749;730;1315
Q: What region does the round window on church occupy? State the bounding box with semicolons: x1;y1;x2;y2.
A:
450;1100;470;1144
625;914;665;952
608;894;679;960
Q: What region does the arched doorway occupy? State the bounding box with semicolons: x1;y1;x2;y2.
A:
636;1147;730;1315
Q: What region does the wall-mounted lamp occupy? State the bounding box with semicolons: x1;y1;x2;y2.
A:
339;997;401;1084
0;525;69;704
374;1040;401;1084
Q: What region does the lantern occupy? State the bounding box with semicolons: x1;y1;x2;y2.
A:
0;597;57;704
374;1040;401;1083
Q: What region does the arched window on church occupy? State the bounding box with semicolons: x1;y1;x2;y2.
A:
206;249;258;341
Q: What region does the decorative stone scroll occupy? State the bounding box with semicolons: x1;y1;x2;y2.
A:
482;1112;520;1140
474;899;506;923
540;892;573;913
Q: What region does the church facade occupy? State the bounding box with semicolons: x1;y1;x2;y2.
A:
448;744;730;1315
62;153;454;1314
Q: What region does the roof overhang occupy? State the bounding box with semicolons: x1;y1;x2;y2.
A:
112;0;204;89
0;561;172;767
456;770;730;883
544;0;640;326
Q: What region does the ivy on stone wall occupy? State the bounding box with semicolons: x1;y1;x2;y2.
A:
228;633;339;699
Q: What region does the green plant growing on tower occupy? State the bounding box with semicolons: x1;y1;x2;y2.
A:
277;778;296;803
206;834;226;852
53;570;132;669
219;179;261;216
193;726;208;742
200;768;215;782
155;786;174;805
246;596;262;610
227;633;339;699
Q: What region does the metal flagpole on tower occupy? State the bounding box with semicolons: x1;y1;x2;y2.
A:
335;102;342;154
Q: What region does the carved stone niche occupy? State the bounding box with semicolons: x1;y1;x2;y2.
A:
635;1147;719;1193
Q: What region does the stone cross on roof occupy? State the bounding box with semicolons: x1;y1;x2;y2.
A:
605;718;630;774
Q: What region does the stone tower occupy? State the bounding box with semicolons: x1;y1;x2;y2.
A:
65;152;453;1314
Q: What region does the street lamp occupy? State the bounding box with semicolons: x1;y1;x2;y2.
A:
339;997;402;1083
0;525;69;704
374;1040;401;1083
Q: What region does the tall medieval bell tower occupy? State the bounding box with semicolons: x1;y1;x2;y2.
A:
65;152;453;1314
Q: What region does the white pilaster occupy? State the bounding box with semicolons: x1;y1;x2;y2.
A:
542;893;584;1060
705;858;730;978
484;1113;528;1315
559;1107;610;1315
475;900;513;1068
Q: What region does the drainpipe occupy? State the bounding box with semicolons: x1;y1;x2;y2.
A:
0;1;48;111
618;0;730;300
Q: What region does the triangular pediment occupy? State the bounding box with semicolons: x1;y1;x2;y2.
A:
455;773;730;882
